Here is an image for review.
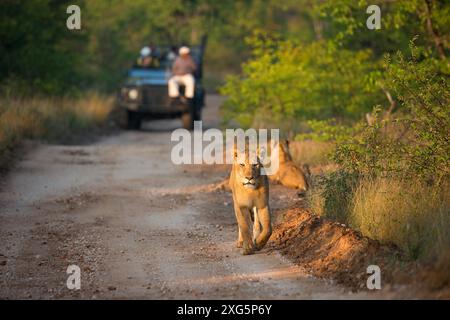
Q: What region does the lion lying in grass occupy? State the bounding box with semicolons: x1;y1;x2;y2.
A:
268;140;310;193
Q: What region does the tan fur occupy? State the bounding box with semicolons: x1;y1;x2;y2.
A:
229;143;272;255
268;140;309;192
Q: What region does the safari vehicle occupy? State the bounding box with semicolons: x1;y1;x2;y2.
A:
116;37;206;130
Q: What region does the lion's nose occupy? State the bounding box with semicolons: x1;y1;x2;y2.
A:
245;176;253;180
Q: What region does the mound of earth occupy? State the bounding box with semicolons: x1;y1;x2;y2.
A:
268;207;400;290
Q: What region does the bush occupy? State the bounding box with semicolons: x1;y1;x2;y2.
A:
308;170;360;223
220;33;384;128
333;47;449;184
304;45;450;268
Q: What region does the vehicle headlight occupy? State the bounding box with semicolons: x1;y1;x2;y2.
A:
128;89;139;100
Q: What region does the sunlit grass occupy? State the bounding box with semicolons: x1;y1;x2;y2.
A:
0;93;113;170
351;178;450;260
288;140;334;167
309;173;450;262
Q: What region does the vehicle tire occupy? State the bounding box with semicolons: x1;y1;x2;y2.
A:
110;100;128;129
117;108;129;129
127;111;141;130
181;111;194;130
194;106;202;121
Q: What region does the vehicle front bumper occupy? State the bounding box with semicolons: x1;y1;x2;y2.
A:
119;99;190;116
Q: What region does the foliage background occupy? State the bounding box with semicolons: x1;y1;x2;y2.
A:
1;0;335;94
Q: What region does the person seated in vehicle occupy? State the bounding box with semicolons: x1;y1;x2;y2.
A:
168;46;197;102
136;46;159;68
166;46;178;65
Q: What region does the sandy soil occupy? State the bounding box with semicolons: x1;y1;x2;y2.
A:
0;95;410;299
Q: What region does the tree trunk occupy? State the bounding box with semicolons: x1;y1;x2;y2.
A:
423;0;446;60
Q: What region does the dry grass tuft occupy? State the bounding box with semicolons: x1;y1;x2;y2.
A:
351;178;450;260
0;93;113;171
309;173;450;260
307;173;450;289
288;140;334;167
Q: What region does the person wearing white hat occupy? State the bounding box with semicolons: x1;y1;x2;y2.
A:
168;46;197;99
137;46;157;67
141;46;151;57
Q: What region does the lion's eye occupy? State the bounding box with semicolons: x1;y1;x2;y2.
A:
252;163;259;168
239;163;245;167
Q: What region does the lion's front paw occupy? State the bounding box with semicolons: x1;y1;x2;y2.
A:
242;243;254;255
254;243;265;251
254;239;270;251
236;240;243;248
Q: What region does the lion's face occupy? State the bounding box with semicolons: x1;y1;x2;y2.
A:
234;149;262;190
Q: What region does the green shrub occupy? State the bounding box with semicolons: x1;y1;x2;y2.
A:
308;170;360;223
332;47;449;184
220;33;384;128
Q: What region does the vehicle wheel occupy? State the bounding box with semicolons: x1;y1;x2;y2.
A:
181;111;194;130
110;101;129;129
127;111;141;130
194;106;202;121
117;108;129;129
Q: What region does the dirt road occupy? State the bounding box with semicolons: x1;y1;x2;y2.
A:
0;95;376;299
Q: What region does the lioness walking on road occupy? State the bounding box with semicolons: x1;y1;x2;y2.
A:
229;141;272;255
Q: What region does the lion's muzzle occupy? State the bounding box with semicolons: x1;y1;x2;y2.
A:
242;177;257;189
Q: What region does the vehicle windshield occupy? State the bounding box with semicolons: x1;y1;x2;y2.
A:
126;69;170;85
